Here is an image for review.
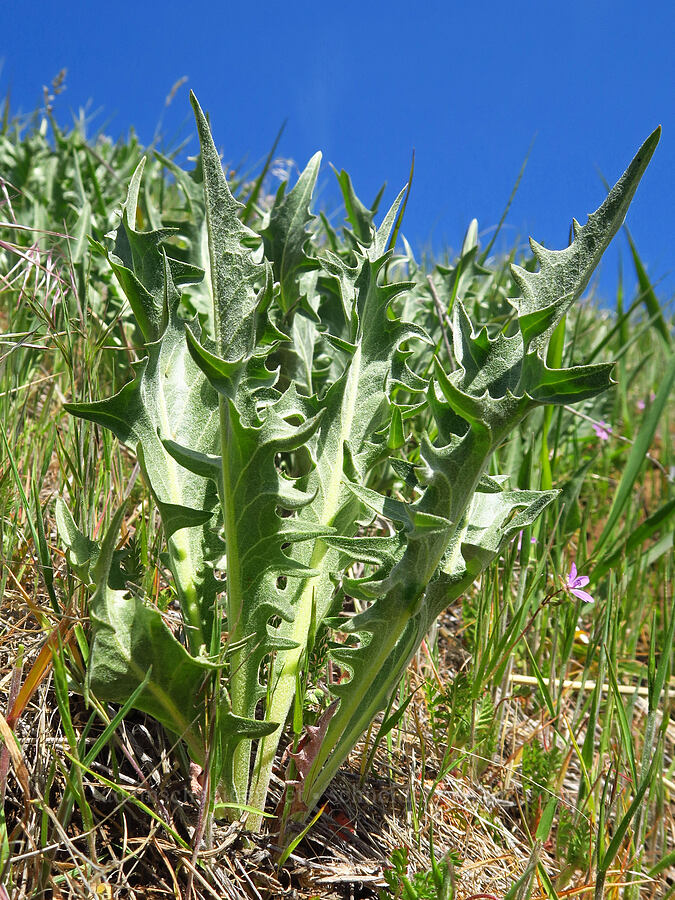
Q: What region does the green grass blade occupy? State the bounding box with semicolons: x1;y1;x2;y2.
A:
480;137;533;263
386;150;415;253
62;750;190;849
241;119;286;225
0;423;60;613
591;497;675;583
648;593;675;713
277;802;326;868
604;651;638;788
32;483;59;612
523;639;556;720
362;687;417;778
647;851;675;879
592;352;675;557
597;748;658;874
82;668;154;767
624;228;671;347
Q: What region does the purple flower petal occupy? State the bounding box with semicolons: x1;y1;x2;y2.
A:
592;420;612;441
565;562;593;603
571;587;594;604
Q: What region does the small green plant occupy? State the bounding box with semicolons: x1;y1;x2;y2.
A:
380;845;460;900
521;736;562;825
556;804;592;883
58;91;659;831
424;671;497;775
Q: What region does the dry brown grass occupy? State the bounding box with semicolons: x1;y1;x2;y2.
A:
2;544;673;899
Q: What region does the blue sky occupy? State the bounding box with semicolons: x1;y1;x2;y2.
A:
3;0;673;306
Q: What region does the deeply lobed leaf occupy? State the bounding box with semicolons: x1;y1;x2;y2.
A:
61;99;659;829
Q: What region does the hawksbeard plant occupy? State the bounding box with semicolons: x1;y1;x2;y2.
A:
59;93;659;830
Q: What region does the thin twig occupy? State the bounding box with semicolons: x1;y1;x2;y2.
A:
510;672;675;699
563;404;669;475
179;857;226;900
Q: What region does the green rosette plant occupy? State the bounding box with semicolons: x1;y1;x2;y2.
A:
60;93;659;830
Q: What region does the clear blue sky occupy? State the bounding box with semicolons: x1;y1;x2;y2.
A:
3;0;673;306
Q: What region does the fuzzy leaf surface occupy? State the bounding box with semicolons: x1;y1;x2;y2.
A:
66;231;220;653
297;128;660;817
85;508;216;763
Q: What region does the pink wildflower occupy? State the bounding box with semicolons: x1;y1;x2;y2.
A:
516;530;538;551
566;562;594;604
592;421;611;441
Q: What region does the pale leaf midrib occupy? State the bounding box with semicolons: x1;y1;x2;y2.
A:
248;343;365;818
